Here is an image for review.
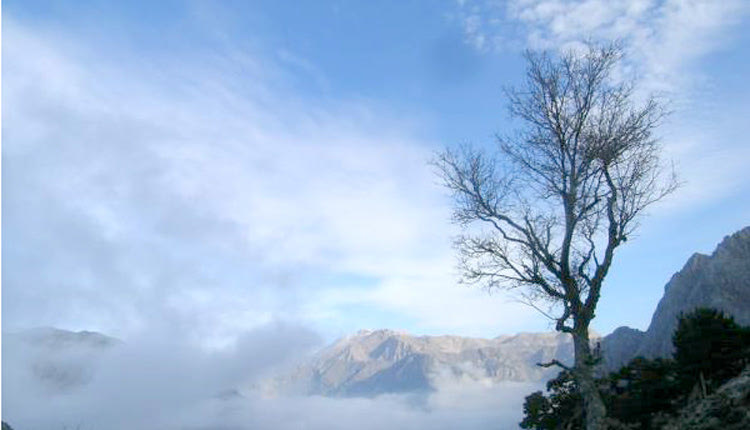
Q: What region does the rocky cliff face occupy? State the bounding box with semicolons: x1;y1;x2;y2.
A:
603;226;750;370
601;326;645;372
270;329;575;397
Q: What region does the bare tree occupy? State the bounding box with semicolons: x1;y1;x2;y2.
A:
434;44;677;430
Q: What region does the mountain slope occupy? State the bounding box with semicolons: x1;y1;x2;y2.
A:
603;226;750;370
659;365;750;429
271;329;576;397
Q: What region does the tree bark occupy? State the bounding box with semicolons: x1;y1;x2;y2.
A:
573;328;607;430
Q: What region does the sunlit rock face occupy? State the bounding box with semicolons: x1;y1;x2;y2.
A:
603;226;750;370
271;329;576;397
2;327;119;392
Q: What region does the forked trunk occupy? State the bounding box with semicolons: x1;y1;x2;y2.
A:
572;329;607;430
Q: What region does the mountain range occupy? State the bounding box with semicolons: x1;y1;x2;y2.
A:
273;226;750;395
6;226;749;398
266;330;573;397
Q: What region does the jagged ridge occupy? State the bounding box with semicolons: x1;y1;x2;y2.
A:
271;329;575;397
603;226;750;370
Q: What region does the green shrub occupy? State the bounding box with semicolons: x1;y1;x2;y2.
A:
520;307;750;428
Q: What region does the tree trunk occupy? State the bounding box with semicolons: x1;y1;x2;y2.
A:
572;329;607;430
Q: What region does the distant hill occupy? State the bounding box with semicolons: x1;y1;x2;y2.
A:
2;327;119;392
268;329;575;397
7;326;119;349
602;226;750;370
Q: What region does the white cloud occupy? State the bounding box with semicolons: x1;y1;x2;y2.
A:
3;16;543;343
453;0;750;214
308;259;548;337
456;0;748;91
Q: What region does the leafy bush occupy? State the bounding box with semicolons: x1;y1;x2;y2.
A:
520;370;583;429
520;308;750;429
673;308;749;394
604;357;679;428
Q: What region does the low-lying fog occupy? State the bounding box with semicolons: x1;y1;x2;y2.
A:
2;322;540;430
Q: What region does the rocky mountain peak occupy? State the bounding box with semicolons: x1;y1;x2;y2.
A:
271;329;575;397
715;226;750;256
603;226;750;370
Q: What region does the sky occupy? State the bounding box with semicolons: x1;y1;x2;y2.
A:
3;0;750;350
3;1;750;429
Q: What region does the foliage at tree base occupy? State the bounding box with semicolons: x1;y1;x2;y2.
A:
520;308;750;429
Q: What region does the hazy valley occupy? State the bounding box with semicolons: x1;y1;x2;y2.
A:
4;227;749;429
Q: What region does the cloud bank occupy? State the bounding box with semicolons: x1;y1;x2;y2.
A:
2;8;547;349
1;20;545;422
2;325;541;429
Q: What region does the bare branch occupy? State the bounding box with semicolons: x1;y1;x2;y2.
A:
435;42;679;428
537;359;572;372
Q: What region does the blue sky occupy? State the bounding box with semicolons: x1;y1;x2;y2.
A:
3;0;750;346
